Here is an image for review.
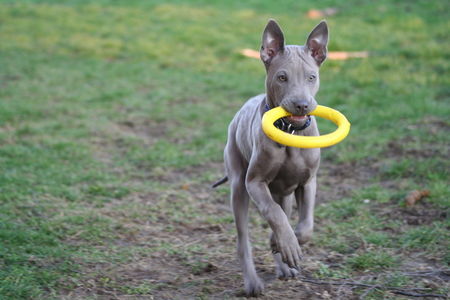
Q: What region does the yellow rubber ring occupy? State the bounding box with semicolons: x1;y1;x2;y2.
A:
262;105;351;148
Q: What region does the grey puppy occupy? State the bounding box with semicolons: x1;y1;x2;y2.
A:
213;19;328;296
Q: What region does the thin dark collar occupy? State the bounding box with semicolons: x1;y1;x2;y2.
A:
264;103;312;133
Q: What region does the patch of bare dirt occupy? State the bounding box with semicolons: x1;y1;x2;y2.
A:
89;119;164;168
386;117;450;159
115;119;168;146
64;153;448;299
316;155;380;205
65;158;368;299
385;138;448;160
375;199;448;226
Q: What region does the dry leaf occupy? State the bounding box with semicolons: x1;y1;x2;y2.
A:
328;51;369;60
405;190;430;207
307;8;338;19
240;48;260;59
307;9;324;19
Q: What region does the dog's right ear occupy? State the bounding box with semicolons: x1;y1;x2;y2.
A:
260;19;285;67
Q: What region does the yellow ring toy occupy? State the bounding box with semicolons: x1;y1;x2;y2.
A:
262;105;351;148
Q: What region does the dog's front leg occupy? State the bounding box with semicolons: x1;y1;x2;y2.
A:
269;194;300;278
246;173;302;268
295;175;317;244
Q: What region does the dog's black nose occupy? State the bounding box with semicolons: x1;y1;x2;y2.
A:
296;100;309;114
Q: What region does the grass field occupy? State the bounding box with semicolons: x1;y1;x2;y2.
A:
0;0;449;299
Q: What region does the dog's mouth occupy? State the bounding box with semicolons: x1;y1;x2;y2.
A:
287;115;307;121
286;115;308;125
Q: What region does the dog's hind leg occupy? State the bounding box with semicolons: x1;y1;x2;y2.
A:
231;176;264;296
270;194;299;278
295;176;317;245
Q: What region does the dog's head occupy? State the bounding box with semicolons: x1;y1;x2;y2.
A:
260;20;328;126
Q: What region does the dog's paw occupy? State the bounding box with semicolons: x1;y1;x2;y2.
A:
244;277;264;297
276;264;299;279
274;252;299;279
276;232;303;268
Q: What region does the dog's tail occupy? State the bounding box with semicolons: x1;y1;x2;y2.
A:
211;176;228;188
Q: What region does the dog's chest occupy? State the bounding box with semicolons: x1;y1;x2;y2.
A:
269;148;320;195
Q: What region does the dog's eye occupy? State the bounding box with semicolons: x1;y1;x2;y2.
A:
278;74;287;82
308;74;316;81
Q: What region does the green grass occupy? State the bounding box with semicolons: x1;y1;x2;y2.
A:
0;0;449;298
346;251;398;271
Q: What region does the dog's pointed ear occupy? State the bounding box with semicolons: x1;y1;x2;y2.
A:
306;21;328;66
260;19;285;67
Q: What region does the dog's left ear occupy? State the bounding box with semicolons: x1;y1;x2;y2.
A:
306;21;328;66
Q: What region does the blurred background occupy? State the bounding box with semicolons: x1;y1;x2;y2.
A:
0;1;448;298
